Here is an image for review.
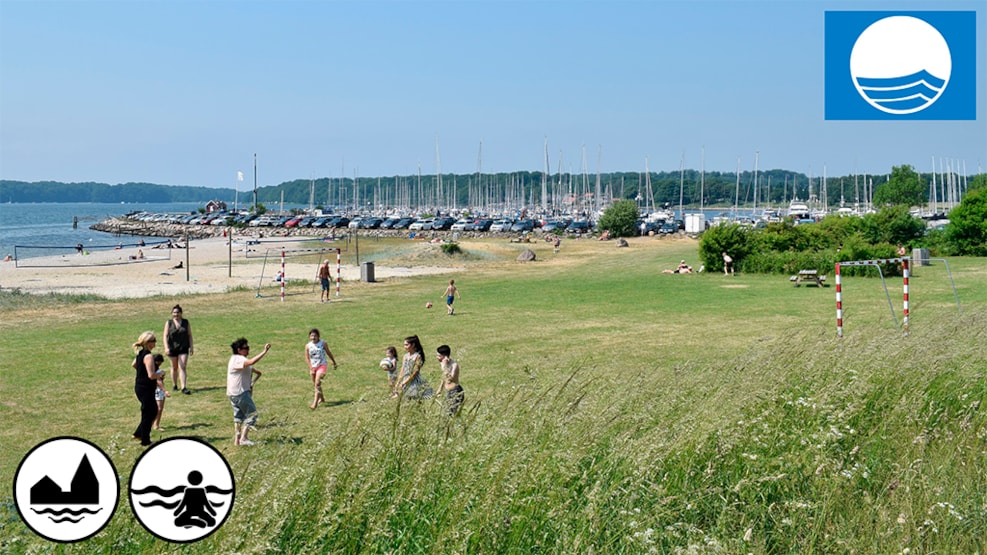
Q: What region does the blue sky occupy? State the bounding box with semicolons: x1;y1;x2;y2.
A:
1;0;984;189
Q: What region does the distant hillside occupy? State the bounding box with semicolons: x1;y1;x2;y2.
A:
0;181;230;204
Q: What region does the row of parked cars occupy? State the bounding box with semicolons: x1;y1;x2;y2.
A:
129;211;604;234
638;219;685;235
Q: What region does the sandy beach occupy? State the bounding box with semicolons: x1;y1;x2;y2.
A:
0;234;455;299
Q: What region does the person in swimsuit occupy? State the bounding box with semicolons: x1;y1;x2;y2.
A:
443;279;460;316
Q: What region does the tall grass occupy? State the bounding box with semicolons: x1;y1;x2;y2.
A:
0;238;984;553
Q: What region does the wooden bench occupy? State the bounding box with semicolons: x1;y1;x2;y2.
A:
790;269;827;287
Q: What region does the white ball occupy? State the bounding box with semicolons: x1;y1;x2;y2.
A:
380;358;394;371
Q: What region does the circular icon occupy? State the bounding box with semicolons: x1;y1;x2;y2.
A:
850;15;952;114
13;437;120;543
128;437;235;543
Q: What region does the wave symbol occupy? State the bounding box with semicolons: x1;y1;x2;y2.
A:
31;506;103;523
855;69;946;113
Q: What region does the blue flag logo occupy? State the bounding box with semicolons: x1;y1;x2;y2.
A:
825;11;976;120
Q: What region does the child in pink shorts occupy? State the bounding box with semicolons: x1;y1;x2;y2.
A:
305;328;337;409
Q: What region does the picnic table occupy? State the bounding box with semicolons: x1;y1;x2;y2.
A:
790;269;827;287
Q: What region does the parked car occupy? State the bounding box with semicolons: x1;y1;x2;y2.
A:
566;220;592;234
393;217;414;230
489;219;514;232
409;218;435;231
380;217;400;229
658;220;678;234
360;217;383;229
432;217;456;231
636;220;661;235
473;219;493;232
510;219;535;232
450;218;475;232
540;220;567;233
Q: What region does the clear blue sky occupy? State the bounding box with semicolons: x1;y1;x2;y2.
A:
1;0;984;189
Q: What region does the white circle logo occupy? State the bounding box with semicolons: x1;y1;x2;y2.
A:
128;438;235;543
850;15;952;114
13;437;119;543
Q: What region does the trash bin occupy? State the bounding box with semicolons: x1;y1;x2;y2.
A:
912;248;930;266
361;261;375;282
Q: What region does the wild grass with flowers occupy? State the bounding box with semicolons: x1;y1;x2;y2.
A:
0;236;984;553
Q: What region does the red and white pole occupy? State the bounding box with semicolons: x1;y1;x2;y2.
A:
902;257;909;334
335;248;341;297
835;263;843;339
280;248;285;302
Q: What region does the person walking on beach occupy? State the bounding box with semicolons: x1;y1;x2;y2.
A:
722;252;734;276
304;328;337;409
435;345;464;416
131;331;160;446
151;353;171;431
395;335;432;400
164;304;194;394
443;279;460;316
317;259;332;303
227;338;270;446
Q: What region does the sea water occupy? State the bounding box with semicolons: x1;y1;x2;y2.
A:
0;202;203;260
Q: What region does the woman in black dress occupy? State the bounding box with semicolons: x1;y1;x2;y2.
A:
164;304;194;394
131;331;160;446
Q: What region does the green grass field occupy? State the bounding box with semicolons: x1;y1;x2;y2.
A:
1;237;984;553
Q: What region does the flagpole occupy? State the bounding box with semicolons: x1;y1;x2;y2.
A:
253;153;258;213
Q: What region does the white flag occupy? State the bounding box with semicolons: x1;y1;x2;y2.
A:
237;171;244;181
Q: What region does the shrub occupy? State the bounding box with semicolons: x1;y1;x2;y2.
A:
596;199;640;238
860;206;926;246
944;187;987;256
698;223;754;272
440;242;462;255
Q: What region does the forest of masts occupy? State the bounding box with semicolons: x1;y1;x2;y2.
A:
270;153;974;218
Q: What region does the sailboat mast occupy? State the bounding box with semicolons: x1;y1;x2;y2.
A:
752;151;759;213
678;151;685;219
595;145;602;214
734;157;740;216
700;145;705;213
542;137;549;212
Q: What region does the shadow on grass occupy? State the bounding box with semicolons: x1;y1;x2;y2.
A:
187;386;226;393
319;400;354;408
172;422;213;431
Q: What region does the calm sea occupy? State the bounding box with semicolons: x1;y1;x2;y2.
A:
0;201;321;259
0;202;205;259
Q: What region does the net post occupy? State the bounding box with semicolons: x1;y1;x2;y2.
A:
902;257;909;334
835;262;843;339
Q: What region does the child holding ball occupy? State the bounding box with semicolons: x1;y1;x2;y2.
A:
380;346;399;390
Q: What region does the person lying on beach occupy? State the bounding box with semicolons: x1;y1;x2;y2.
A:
662;260;693;274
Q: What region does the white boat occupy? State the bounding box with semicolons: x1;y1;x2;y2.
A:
787;201;811;220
